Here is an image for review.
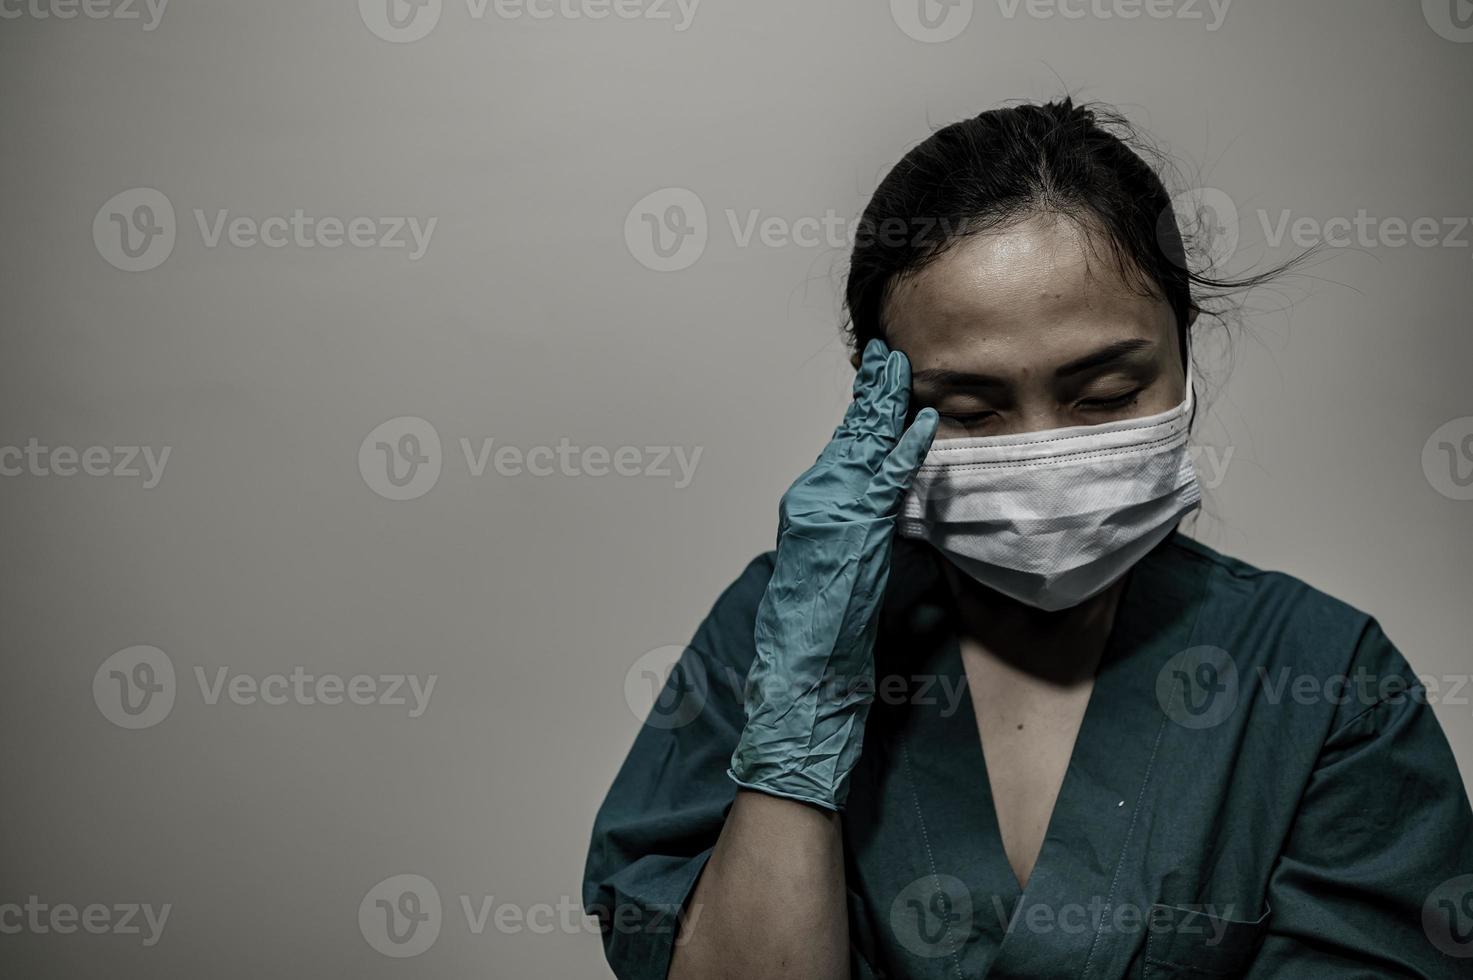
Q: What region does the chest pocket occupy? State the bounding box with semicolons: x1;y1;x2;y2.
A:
1140;903;1271;979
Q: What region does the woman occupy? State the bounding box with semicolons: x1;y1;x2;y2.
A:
582;99;1473;978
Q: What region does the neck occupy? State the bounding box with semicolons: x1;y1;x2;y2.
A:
940;560;1125;685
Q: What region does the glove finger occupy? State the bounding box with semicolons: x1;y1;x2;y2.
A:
866;407;938;510
846;349;911;467
877;348;913;437
834;338;889;435
853;337;891;397
820;338;891;465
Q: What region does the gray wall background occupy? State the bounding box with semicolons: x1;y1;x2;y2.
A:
2;0;1471;976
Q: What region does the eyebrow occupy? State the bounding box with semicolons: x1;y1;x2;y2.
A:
911;338;1157;389
1054;338;1157;378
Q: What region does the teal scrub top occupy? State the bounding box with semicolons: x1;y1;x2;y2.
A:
583;532;1473;978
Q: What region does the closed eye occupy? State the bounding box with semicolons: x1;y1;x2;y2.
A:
939;411;998;427
1077;388;1142;412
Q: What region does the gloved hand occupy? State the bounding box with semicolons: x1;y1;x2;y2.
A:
728;338;939;811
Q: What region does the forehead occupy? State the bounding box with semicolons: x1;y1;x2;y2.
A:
881;215;1176;370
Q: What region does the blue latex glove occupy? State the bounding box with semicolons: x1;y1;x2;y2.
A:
728;339;939;811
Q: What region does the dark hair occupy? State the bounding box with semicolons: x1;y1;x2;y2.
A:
843;97;1307;370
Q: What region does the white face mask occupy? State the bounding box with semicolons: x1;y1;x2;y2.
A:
897;365;1201;611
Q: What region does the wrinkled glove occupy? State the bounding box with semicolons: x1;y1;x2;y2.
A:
728;339;938;811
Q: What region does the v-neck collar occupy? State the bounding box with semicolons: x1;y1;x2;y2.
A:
874;532;1214;979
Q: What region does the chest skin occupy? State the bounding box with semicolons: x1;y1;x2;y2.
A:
950;567;1120;893
961;637;1100;892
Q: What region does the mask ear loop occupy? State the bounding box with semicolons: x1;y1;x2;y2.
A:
1180;309;1197;430
1182;353;1198;433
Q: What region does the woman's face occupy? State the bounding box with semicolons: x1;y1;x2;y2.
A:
873;214;1188;439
